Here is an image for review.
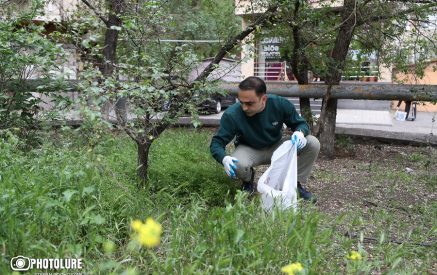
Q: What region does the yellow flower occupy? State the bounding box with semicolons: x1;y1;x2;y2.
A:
281;262;304;275
347;250;362;261
131;218;162;248
131;220;143;232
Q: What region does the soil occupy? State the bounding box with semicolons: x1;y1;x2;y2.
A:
252;140;437;216
205;126;436;259
252;139;437;271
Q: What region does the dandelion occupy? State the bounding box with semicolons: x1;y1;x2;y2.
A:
130;218;162;248
347;250;362;261
281;262;304;275
131;220;143;231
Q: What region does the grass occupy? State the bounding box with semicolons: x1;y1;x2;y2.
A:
0;128;436;274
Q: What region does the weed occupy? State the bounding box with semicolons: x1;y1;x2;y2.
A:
0;129;435;274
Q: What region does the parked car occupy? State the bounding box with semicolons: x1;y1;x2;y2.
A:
190;58;241;114
162;91;237;114
197;92;238;114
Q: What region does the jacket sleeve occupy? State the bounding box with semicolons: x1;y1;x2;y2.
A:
282;98;310;136
210;113;237;164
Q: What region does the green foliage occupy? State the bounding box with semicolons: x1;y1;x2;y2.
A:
164;0;242;58
1;129;436;273
71;0;241;153
66;0;244;181
0;1;66;144
335;135;354;151
148;128;236;206
273;0;337;79
270;0;436;81
0;128;235;269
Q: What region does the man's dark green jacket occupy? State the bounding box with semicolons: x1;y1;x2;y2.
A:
210;94;310;164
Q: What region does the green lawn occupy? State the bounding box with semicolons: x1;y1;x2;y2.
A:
1;128;435;274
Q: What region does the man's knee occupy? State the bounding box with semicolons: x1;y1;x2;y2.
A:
303;135;320;155
230;152;253;181
234;158;253;181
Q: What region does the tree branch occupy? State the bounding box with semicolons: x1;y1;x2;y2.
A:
80;0;110;27
407;18;437;49
357;2;437;26
193;4;279;83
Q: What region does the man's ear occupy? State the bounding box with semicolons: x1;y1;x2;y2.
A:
261;94;267;103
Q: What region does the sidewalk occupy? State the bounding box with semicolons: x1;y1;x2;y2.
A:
335;110;437;145
59;108;437;145
178;110;437;145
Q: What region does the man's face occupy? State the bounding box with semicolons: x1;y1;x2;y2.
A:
237;89;267;117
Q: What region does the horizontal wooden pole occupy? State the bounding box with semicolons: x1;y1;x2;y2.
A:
219;81;437;101
0;79;77;93
2;79;437;101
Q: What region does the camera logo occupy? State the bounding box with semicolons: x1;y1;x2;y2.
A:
10;256;83;271
11;256;31;271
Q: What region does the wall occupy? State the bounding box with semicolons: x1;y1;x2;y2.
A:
393;60;437;112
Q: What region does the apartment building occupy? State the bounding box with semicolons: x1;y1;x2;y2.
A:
235;0;391;82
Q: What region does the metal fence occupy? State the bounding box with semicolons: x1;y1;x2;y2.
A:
254;62;379;82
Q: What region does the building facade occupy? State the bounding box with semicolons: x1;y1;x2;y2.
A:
235;0;391;82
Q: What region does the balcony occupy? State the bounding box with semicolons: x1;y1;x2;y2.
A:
254;62;379;82
254;61;291;81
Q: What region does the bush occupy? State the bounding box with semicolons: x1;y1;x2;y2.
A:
0;8;66;146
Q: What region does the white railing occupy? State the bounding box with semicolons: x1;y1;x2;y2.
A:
255;62;379;82
342;65;379;81
254;61;289;81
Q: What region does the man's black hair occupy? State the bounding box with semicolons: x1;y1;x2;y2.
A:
238;76;266;97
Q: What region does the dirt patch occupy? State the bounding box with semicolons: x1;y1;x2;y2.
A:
206;125;436;243
254;143;436;274
311;143;436;215
251;142;436;214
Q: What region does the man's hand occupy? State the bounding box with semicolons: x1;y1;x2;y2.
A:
291;131;307;150
222;156;239;179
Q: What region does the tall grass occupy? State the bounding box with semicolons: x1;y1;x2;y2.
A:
0;128;435;274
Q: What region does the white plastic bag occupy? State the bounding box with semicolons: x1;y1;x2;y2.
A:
257;140;298;212
395;110;407;121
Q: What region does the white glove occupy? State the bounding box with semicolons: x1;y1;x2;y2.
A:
291;131;307;150
222;156;239;179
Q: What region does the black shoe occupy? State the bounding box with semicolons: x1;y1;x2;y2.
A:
297;182;317;203
242;181;255;194
242;168;256;195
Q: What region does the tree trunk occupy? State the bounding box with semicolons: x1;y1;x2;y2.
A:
100;0;125;120
318;96;337;156
318;0;357;158
289;0;313;128
115;97;127;125
137;141;151;182
299;98;313;127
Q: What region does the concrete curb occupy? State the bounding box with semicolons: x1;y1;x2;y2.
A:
49;112;437;146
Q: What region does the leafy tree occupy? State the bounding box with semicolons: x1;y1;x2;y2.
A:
71;0;278;182
0;0;66;144
261;0;437;156
163;0;242;58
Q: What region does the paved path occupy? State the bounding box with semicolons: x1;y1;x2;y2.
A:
179;110;437;145
336;110;436;144
59;108;437;145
